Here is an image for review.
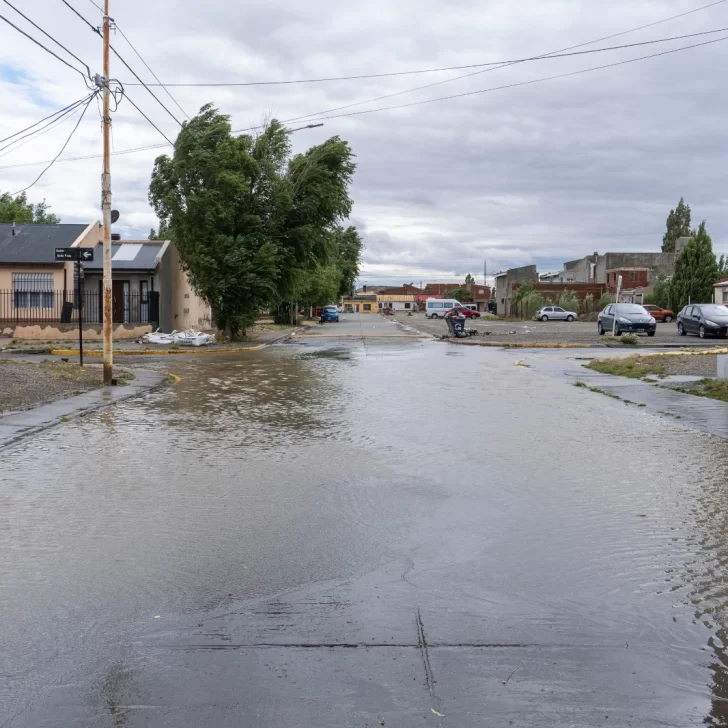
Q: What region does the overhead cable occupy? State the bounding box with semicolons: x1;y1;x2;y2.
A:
0;94;93;145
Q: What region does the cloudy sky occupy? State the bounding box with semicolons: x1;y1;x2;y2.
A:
0;0;727;285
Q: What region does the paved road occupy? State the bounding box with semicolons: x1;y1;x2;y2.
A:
397;311;717;346
2;330;728;726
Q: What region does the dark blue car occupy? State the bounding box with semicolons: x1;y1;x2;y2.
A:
320;305;339;322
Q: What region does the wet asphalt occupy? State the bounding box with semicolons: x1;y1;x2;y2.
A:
3;315;728;726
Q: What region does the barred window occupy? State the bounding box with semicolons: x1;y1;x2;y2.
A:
13;273;54;309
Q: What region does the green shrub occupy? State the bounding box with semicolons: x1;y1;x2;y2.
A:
620;333;639;345
598;292;613;310
559;290;580;313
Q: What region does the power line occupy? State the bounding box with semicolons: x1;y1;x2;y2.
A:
1;0;92;83
3;25;727;171
0;11;89;83
59;0;184;129
122;92;174;144
281;27;728;125
123;25;728;89
115;24;190;119
0;94;92;154
0;94;92;145
270;33;728;126
12;92;96;194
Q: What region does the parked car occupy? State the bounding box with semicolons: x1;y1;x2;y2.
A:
597;303;656;336
320;305;339;322
642;304;675;323
535;306;577;322
448;306;480;319
676;304;728;338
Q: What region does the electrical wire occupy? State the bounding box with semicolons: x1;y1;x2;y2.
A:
12;92;96;194
59;0;185;129
263;33;728;126
123;23;728;89
122;92;174;145
0;94;93;144
277;27;728;125
1;0;92;83
0;98;90;159
115;24;190;119
0;11;90;83
0;94;93;154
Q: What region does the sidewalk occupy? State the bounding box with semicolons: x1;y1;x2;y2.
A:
0;369;166;449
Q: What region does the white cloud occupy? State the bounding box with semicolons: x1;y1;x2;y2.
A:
0;0;726;282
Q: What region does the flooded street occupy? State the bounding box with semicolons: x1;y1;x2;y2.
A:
3;317;728;726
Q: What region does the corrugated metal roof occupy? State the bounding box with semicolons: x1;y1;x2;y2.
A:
84;242;163;271
0;223;90;263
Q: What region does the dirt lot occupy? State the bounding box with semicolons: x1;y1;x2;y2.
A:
395;311;712;346
0;360;105;413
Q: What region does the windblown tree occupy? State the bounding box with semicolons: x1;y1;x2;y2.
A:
149;105;361;338
669;222;718;310
662;197;692;253
444;286;474;302
464;273;475;284
0;191;60;223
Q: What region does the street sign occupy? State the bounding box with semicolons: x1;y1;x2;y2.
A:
55;247;94;262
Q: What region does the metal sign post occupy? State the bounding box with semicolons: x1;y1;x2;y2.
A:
612;275;623;337
55;248;94;366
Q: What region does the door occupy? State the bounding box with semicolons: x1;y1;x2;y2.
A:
553;306;566;320
690;306;703;334
682;306;695;333
602;304;615;329
112;280;126;323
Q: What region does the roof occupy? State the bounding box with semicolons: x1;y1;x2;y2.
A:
715;278;728;286
84;241;165;271
377;294;416;302
0;223;90;263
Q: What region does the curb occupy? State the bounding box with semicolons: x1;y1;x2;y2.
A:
0;370;167;451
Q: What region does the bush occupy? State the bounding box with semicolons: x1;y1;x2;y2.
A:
620;333;639;345
582;293;594;315
598;292;613;310
559;290;580;313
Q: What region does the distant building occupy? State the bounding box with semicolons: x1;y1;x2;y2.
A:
563;252;677;287
341;294;377;313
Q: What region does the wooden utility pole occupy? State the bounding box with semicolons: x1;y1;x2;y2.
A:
101;0;113;384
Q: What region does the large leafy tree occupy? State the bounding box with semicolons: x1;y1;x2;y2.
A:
149;105;359;338
662;197;691;252
445;286;474;302
0;192;60;224
643;274;671;308
335;225;363;297
669;222;718;309
464;273;475;284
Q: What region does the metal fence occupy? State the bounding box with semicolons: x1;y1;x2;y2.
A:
0;289;159;325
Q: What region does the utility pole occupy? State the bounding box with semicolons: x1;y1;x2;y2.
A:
483;259;487;286
101;0;113;385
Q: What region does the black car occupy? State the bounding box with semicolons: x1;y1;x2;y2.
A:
677;304;728;338
597;303;656;336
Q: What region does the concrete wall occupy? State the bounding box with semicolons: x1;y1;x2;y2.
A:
504;265;538;316
2;322;151;340
158;244;212;331
604;252;677;281
495;276;507;316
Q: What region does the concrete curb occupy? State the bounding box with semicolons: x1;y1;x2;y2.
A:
0;369;167;450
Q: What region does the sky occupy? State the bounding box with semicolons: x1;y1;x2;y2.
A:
0;0;727;286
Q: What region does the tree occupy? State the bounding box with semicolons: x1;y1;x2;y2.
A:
598;292;613;310
148;220;169;240
335;225;363;297
669;222;718;310
0;192;60;224
149;105;358;338
464;273;475;284
662;196;691;252
558;290;580;313
643;274;671;308
444;286;474;302
717;254;728;281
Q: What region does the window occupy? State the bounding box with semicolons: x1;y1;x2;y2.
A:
629;271;635;281
12;273;54;309
404;302;411;309
363;304;371;311
140;281;149;323
554;307;564;312
723;290;728;303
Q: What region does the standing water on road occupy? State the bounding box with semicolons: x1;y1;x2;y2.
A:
3;333;728;726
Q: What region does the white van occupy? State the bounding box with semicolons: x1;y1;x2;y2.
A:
426;298;461;318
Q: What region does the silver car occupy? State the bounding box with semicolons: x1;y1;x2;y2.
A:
535;306;577;322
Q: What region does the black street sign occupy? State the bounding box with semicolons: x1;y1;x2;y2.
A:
55;247;94;262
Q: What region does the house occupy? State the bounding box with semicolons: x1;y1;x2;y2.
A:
83;238;211;332
341;294;378;313
564;252;677;286
493;265;538;316
423;282;492;311
0;221;101;335
715;279;728;305
377;294;418;311
0;221;211;338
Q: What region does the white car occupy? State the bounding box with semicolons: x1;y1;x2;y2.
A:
535;306;577;322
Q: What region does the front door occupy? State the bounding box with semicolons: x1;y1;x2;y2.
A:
112;280;126;323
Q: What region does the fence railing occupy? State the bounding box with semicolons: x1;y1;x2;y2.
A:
0;289;159;325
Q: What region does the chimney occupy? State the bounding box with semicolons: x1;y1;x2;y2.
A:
11;222;15;236
363;284;367;293
111;233;121;241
